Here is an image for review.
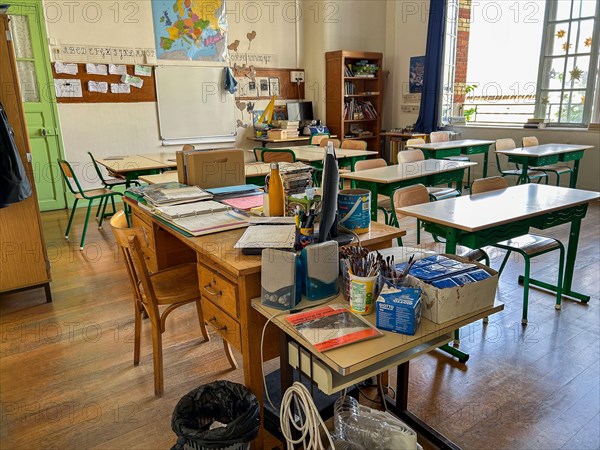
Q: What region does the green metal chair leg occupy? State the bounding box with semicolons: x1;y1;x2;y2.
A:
417;219;421;244
439;344;469;363
498;250;512;275
65;198;79;239
378;207;389;225
95;197;104;219
110;195;117;214
453;328;460;347
397;236;403;247
522;256;531;324
79;200;94;250
98;197;109;229
555;243;565;310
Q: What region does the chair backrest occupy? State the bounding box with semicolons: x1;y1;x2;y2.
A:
397;149;425;164
110;217;160;324
393;184;430;219
522;136;539;147
354;158;387;172
471;176;509;194
429;131;451;143
319;138;341;148
495;138;516;151
57;159;85;196
87;151;109;184
309;133;331;145
341;139;367;150
261;149;296;163
405;138;425;148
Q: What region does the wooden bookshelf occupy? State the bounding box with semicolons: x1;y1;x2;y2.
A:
326;50;384;153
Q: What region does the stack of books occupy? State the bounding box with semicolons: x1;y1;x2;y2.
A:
268;120;300;140
351;60;379;78
281;163;314;196
126;182;212;206
525;118;549;129
344;99;378;120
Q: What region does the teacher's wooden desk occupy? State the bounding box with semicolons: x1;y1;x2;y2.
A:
397;184;599;303
124;197;405;449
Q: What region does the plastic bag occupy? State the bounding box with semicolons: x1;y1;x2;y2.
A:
171;381;260;450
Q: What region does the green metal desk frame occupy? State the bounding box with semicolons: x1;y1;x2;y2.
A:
353;168;467;225
421;203;591;303
504;150;584;187
421;144;492;178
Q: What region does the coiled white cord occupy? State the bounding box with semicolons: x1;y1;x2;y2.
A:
280;382;335;450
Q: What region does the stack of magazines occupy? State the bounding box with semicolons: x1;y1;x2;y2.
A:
127;182;213;207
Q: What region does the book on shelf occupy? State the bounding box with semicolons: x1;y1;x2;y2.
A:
285;304;383;352
343;99;378;121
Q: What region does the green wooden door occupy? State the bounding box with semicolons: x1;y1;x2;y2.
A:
8;1;66;211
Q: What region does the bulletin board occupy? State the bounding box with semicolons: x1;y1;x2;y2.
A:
51;63;156;103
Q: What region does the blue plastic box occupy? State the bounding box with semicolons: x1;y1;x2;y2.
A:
376;287;422;336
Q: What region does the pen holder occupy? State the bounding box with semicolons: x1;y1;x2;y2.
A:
349;273;381;315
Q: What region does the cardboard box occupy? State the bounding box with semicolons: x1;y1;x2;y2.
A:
405;255;498;324
376;287;422;335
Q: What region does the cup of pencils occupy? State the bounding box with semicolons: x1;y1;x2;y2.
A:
381;254;417;289
342;249;385;315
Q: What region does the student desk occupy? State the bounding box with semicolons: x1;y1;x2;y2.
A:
123;197;405;449
248;135;337;147
341;159;477;222
251;146;378;171
409;139;495;178
396;184;599;303
252;293;504;449
495;143;594;187
97;154;176;186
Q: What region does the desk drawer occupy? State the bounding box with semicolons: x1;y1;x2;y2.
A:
131;213;156;251
199;265;239;319
203;298;242;352
560;150;584;162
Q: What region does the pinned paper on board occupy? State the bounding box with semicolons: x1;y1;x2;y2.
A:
109;64;127;75
110;83;131;94
121;74;143;89
269;77;280;96
88;81;108;94
54;62;78;75
86;63;108;75
54;79;83;98
134;65;152;77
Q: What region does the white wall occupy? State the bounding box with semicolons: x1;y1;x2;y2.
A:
44;0;298;186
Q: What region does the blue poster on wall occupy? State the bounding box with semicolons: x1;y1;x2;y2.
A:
409;56;425;94
151;0;228;61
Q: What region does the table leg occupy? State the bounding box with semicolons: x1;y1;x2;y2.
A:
482;148;489;178
520;160;530;185
518;217;590;302
569;159;581;188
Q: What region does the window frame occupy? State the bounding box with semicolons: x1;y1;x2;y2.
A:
440;0;460;126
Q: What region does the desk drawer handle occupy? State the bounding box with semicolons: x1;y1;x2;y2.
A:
208;317;227;331
203;284;222;297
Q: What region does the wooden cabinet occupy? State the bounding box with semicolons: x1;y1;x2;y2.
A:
0;15;51;302
326;50;384;153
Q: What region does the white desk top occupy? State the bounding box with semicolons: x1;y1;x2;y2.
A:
143;152;178;167
96;155;171;173
496;143;594;157
249;146;378;162
396;184;599;232
340;159;477;183
410;139;495;151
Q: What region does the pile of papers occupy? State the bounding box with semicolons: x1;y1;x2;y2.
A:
281;162;313;195
268;121;300;140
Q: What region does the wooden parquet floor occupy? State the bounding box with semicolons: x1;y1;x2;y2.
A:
1;201;598;449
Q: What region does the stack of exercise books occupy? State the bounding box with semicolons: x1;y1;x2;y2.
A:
126;182;212;206
268;120;300;140
281;163;313;196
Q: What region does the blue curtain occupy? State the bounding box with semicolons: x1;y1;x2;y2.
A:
415;0;447;133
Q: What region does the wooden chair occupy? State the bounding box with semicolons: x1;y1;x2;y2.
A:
341;139;367;150
392;184;489;266
254;148;296;163
471;177;564;324
110;211;237;397
88;151;139;221
522;136;572;186
396;150;461;201
319;138;342;148
405;138;425;148
495;138;548;184
57;159;122;250
429;131;451;143
309;133;331;145
354;158;392;224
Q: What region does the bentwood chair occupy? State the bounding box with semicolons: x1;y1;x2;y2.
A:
522;136;572;186
309;133;331;145
397;149;461;201
392;183;489;265
354;158;391;224
405;138;426;148
495;138;548;184
57;159;122;250
110;211;237;397
341;139;368;150
254;148;296;164
318;138;342;148
471;177;564;324
87;152;140;220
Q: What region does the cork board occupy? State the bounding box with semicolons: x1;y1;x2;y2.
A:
51;63;156;103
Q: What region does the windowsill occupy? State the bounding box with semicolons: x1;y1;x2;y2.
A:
445;124;595;132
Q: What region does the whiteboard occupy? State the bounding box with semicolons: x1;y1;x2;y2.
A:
155;66;237;145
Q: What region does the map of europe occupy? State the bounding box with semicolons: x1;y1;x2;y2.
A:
152;0;228;61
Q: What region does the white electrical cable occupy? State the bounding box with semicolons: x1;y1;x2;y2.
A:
280;382;336;450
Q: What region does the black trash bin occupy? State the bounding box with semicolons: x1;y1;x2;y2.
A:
171;381;260;450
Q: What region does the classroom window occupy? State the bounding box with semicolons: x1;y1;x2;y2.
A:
442;0;600;127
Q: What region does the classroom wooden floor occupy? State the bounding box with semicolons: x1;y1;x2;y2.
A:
1;201;598;449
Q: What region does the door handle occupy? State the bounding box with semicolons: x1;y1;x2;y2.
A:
40;128;47;136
